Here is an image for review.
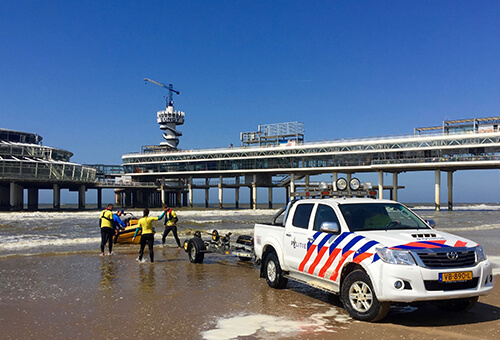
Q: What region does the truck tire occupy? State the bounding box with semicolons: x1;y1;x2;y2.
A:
264;253;288;289
341;270;390;322
435;296;478;312
188;238;206;263
236;235;253;261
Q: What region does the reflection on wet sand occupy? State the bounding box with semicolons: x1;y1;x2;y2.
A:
139;265;156;292
99;258;116;290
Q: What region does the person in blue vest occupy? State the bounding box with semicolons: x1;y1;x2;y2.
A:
161;204;181;248
112;210;127;244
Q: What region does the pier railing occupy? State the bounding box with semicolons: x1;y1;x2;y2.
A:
0;160;96;183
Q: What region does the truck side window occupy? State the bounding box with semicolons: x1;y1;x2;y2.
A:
292;204;314;229
313;204;340;231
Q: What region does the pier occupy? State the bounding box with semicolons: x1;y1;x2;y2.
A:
119;118;500;211
2;118;500;211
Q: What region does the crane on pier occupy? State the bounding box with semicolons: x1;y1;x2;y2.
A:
143;78;185;150
144;78;180;107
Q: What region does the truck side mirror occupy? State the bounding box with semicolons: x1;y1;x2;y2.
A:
320;222;340;234
425;219;436;228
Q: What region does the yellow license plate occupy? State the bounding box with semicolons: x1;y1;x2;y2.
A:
439;271;473;282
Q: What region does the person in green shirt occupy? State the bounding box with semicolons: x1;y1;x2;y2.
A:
132;208;162;263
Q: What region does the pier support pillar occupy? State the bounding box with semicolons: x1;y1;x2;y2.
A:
235;176;240;209
78;185;86;210
447;171;454;211
332;172;338;197
125;192;132;207
252;174;257;210
268;187;273;209
218;176;223;209
27;188;38;211
305;175;310;193
97;188;104;209
290;173;295;201
182;191;188;207
435;170;441;212
161;184;166;205
0;185;8;209
378;171;384;199
188;179;193;208
392;173;398;201
10;182;23;210
113;191;120;208
53;184;60;210
205;178;209;208
176;190;182;207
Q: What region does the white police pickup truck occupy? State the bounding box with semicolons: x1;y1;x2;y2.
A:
253;198;494;322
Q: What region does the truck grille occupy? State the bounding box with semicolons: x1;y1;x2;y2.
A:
424;278;479;291
415;250;476;268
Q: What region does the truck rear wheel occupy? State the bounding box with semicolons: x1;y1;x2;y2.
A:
188;238;206;263
341;270;389;322
264;253;288;289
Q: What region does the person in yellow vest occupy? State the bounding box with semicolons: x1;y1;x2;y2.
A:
161;204;181;249
99;204;117;256
132;208;161;263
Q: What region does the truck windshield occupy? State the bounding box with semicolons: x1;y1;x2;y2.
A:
338;203;431;232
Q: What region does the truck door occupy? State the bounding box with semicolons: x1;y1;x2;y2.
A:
283;202;315;271
297;203;343;278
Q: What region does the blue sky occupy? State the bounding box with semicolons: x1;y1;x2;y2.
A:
1;1;499;203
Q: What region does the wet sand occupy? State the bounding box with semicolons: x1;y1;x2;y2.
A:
0;245;499;340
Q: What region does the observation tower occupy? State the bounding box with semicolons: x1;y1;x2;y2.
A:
144;78;185;150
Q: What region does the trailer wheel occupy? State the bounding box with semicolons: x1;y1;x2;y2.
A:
264;253;288;289
341;270;389;322
211;230;220;242
188;238;206;263
236;235;253;261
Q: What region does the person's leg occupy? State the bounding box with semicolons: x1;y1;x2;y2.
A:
162;226;172;244
172;226;181;247
138;238;146;261
162;226;169;244
100;229;107;255
147;235;154;262
107;229;114;254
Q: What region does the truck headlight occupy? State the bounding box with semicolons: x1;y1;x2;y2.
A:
376;247;416;266
476;245;487;262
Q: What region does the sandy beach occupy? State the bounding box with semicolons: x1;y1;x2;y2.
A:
0;244;498;340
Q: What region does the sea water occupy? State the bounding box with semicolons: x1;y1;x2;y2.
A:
0;204;499;269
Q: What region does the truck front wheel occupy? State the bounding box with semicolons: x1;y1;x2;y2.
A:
264;253;288;289
341;270;390;322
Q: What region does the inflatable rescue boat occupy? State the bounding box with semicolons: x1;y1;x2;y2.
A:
114;218;142;244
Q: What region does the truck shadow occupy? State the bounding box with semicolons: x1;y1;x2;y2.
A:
286;281;500;326
380;301;500;326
